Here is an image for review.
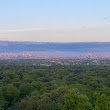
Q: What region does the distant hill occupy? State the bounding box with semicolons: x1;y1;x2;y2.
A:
0;41;110;54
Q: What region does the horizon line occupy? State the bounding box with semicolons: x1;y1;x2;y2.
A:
0;40;110;43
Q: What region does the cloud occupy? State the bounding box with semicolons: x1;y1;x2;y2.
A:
0;25;110;42
0;28;48;33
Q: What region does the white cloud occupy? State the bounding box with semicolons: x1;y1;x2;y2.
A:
0;25;110;42
0;28;48;33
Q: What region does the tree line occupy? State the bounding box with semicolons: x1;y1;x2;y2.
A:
0;62;110;110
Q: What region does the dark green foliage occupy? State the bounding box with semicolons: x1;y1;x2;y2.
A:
0;89;8;110
94;93;110;110
19;83;34;97
0;60;110;109
64;89;92;110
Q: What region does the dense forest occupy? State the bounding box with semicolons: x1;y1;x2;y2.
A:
0;60;110;110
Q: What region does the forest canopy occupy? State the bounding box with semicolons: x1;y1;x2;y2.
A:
0;60;110;110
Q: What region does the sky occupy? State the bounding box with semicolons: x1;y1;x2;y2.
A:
0;0;110;42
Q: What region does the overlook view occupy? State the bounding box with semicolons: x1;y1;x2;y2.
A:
0;0;110;110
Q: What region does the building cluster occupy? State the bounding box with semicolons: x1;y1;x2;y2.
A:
0;53;33;59
0;52;110;60
79;54;110;59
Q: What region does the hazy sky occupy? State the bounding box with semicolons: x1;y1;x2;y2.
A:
0;0;110;42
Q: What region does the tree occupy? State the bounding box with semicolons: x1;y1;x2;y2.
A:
0;89;7;110
64;89;92;110
19;83;34;97
6;84;20;105
94;94;110;110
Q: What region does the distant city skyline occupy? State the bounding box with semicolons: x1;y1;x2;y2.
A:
0;0;110;42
